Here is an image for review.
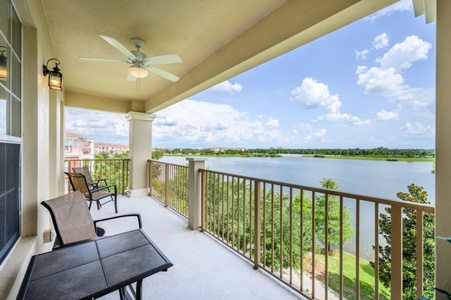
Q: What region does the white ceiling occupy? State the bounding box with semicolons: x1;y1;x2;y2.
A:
39;0;401;113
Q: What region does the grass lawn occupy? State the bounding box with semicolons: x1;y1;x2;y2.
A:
315;251;391;300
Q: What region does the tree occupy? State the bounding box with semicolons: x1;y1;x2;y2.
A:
313;178;354;253
371;184;435;300
93;151;129;194
152;149;164;160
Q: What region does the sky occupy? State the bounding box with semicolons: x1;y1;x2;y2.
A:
65;0;436;149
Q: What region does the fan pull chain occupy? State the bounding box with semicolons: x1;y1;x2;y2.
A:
136;77;141;94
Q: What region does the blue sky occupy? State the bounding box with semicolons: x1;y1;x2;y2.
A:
65;0;436;149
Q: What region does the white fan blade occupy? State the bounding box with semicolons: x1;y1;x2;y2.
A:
99;35;137;60
144;54;182;65
80;57;130;64
144;66;180;82
127;74;137;81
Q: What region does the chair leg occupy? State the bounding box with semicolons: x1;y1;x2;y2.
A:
88;200;92;210
114;194;118;213
97;200;101;210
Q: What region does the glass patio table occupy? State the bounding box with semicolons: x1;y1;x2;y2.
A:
17;229;173;300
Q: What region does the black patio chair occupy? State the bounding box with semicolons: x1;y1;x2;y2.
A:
73;165;108;189
65;172;118;213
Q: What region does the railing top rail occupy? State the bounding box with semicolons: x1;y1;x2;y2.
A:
65;158;130;162
149;159;189;169
198;168;435;214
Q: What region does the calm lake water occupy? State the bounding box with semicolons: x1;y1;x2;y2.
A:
160;155;435;259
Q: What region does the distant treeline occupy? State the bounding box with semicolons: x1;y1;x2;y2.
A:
155;147;435;158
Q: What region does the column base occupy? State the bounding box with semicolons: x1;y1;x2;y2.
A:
125;188;149;198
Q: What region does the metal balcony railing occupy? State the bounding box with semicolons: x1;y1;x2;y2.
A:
148;159;435;300
64;159;130;195
149;160;189;218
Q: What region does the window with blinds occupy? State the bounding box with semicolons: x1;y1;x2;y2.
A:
0;0;22;265
0;143;20;265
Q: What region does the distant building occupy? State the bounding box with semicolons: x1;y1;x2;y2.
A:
94;142;129;155
64;132;94;160
64;132;129;160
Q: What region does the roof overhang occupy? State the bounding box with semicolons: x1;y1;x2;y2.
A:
34;0;400;114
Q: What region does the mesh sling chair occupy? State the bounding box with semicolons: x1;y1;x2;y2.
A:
41;191;142;298
73;165;108;189
65;172;118;213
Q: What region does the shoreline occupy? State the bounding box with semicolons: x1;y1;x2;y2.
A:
163;153;435;163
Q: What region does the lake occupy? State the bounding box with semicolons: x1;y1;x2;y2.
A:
160;155;435;202
159;155;435;259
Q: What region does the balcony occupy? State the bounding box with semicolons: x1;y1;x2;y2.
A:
64;158;435;299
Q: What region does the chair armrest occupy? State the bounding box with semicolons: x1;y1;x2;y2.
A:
93;213;142;229
95;178;109;186
92;184;117;194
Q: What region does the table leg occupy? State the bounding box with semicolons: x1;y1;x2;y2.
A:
136;280;143;300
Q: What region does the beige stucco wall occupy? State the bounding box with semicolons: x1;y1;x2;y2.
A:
1;1;66;298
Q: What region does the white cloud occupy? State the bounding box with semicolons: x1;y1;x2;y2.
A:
357;65;434;109
153;99;281;146
157;116;177;126
291;123;325;143
373;33;389;50
65;108;128;144
366;0;412;22
357;66;407;98
292;78;370;126
290;78;340;110
400;122;435;138
356;65;368;74
313;129;326;137
211;80;243;94
355;33;389;62
355;49;369;61
319;113;371;126
356;34;434;111
377;35;431;70
377;110;399;121
265;117;279;128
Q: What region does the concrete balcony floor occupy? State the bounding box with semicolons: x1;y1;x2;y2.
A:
89;195;303;300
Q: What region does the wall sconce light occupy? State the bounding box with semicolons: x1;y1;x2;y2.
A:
43;58;63;91
0;46;7;82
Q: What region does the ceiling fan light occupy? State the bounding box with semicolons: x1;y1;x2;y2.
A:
128;66;149;78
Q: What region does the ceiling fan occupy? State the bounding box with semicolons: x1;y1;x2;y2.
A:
80;35;182;82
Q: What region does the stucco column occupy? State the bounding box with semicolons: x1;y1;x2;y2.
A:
187;158;206;230
436;0;451;293
126;112;156;197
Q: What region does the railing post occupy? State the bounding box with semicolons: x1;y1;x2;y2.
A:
148;160;153;196
391;205;403;300
253;180;261;270
187;158;206;230
122;159;125;195
200;170;206;232
415;210;424;299
164;164;169;207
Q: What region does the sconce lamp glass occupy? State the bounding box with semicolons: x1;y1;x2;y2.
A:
43;58;63;91
0;46;7;82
